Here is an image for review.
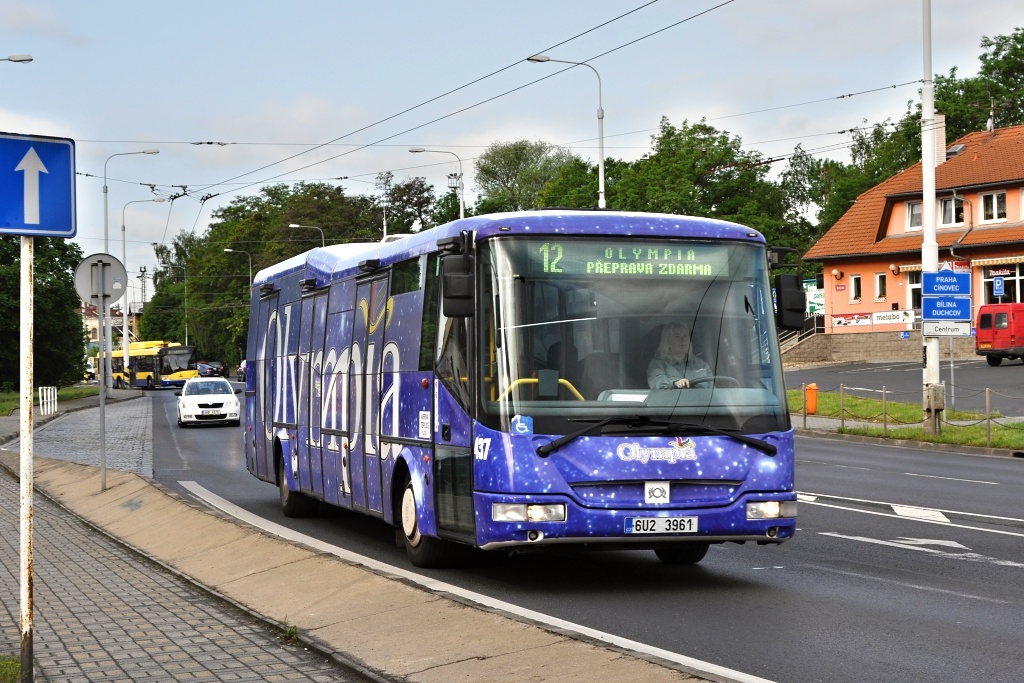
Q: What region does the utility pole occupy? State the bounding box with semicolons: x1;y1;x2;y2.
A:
920;0;942;435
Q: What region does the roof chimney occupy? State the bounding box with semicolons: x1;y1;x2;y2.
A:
933;112;946;166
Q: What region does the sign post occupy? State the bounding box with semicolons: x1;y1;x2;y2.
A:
0;131;76;683
75;254;127;493
921;270;972;435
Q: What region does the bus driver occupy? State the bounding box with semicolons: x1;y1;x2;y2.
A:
647;321;711;389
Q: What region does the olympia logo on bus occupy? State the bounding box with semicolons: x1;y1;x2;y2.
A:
616;438;697;464
259;302;402;461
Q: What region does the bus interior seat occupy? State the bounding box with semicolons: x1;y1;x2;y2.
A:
546;341;579;387
627;325;664;389
580;352;621;399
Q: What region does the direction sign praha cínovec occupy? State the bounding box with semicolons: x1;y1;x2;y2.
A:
0;132;76;238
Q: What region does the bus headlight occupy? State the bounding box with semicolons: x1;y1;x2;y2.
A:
492;503;566;523
747;501;797;520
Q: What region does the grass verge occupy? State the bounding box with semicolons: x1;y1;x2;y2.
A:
0;655;19;683
0;385;99;417
787;389;1024;450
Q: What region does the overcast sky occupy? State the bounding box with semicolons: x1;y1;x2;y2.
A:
2;0;1021;304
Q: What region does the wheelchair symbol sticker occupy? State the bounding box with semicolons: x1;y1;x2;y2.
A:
511;415;533;435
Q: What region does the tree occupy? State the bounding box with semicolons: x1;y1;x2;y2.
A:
474;140;576;211
610;118;789;242
0;237;88;389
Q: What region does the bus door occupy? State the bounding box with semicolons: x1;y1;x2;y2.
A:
295;294;316;496
298;291;329;499
350;274;390;514
253;292;279;481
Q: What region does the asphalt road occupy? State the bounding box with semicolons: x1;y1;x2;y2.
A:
153;388;1024;683
785;357;1024;417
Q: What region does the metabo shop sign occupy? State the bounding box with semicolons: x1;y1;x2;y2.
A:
922;270;972;336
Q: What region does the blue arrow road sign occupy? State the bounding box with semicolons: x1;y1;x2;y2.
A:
0;132;76;238
923;296;972;321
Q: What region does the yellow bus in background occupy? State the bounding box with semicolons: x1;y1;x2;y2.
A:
96;341;198;389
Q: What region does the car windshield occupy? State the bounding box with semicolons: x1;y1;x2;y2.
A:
184;381;232;396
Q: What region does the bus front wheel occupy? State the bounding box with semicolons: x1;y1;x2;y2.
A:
399;476;454;568
655;543;710;565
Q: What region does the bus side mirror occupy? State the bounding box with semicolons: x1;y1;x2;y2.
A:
441;253;475;317
774;273;806;331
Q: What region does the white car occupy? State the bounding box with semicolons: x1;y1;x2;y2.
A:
175;377;241;427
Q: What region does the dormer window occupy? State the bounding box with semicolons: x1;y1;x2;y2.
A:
906;201;922;231
940;197;964;226
981;191;1006;222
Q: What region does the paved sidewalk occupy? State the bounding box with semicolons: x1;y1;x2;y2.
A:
1;391;373;682
0;393;710;683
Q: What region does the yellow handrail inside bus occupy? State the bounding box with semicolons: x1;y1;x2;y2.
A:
496;378;584;402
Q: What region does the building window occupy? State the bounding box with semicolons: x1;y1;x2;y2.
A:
875;273;887;301
909;271;922;311
906;201;922;231
849;274;862;302
981;192;1006;222
940;197;964;226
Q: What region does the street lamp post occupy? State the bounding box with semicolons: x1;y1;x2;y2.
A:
224;248;252;285
408;147;464;219
527;54;605;209
102;149;158;397
289;223;324;248
120;197;165;387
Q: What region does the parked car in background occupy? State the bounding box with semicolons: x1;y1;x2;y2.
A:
976;303;1024;366
198;360;228;377
197;362;215;377
236;359;247;382
175;377;241;427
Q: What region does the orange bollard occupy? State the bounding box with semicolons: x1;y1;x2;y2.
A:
805;383;818;415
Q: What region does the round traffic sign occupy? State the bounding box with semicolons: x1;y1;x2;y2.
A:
74;253;127;302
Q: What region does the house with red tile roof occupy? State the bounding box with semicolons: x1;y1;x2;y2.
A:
803;117;1024;336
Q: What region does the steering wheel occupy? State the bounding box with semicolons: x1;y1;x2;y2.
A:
688;375;740;388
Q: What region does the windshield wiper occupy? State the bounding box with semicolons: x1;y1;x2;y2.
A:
536;415;653;457
603;421;777;456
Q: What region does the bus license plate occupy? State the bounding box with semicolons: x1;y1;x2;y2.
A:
625;517;698;534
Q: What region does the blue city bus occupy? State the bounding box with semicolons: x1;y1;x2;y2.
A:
244;211;805;567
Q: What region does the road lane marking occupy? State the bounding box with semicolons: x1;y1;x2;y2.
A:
892;505;950;522
811;565;1010;604
800;499;1024;539
820;532;1024;569
903;472;999;485
179;481;777;683
799;492;1024;526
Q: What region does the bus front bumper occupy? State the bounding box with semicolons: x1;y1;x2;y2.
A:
475;492;797;550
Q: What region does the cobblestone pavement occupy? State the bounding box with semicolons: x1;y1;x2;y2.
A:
0;395;372;682
3;394;153;475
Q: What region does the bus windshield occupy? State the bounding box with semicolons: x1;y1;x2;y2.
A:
160;347;197;374
475;236;789;435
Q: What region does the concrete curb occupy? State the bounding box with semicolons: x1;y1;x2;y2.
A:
0;452;710;683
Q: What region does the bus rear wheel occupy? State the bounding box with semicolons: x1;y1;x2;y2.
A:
655;543;710;565
279;457;316;518
399;476;454;568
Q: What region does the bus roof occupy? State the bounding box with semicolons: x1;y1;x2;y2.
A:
252;210;766;289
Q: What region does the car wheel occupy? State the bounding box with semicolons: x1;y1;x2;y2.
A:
986;355;1002;367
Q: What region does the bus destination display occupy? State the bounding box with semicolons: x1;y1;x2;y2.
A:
532;241;729;278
